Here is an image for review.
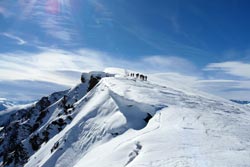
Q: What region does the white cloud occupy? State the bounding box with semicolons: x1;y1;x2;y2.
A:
2;33;27;45
149;72;199;93
204;61;250;79
0;80;68;101
202;61;250;100
0;49;107;86
149;73;250;101
0;6;13;18
142;56;197;74
19;0;76;42
194;80;250;101
0;49;199;86
0;48;200;100
1;48;250;101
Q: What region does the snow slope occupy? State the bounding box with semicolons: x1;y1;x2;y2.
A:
0;71;113;166
25;70;250;167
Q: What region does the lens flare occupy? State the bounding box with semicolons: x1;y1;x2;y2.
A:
46;0;60;14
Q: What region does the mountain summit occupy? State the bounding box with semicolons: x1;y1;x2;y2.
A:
1;68;250;167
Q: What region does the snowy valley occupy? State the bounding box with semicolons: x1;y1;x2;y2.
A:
0;69;250;167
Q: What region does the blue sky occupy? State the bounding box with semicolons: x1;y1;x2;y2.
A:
0;0;250;101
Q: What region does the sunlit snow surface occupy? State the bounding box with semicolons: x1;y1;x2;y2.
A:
25;69;250;167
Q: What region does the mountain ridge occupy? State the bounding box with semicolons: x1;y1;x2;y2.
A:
1;69;250;167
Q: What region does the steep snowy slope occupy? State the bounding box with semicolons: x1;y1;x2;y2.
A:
24;70;250;167
0;71;112;166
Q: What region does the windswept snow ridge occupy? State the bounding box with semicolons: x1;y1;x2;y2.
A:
1;69;250;167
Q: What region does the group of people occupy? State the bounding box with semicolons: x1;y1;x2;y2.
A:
129;73;147;81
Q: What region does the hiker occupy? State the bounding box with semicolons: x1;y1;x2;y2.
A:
136;73;139;78
140;74;144;80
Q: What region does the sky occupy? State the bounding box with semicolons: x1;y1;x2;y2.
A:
0;0;250;101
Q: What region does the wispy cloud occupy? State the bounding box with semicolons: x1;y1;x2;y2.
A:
0;6;13;18
19;0;77;43
0;48;198;85
142;56;198;74
1;48;250;101
2;33;27;45
0;49;104;86
143;59;250;100
0;80;68;101
204;61;250;79
200;61;250;100
150;73;250;101
195;79;250;100
89;0;109;14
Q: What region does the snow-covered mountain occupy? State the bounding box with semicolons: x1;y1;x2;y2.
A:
1;69;250;167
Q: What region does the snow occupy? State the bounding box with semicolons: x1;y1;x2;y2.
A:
0;103;34;125
104;67;128;77
24;71;250;167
